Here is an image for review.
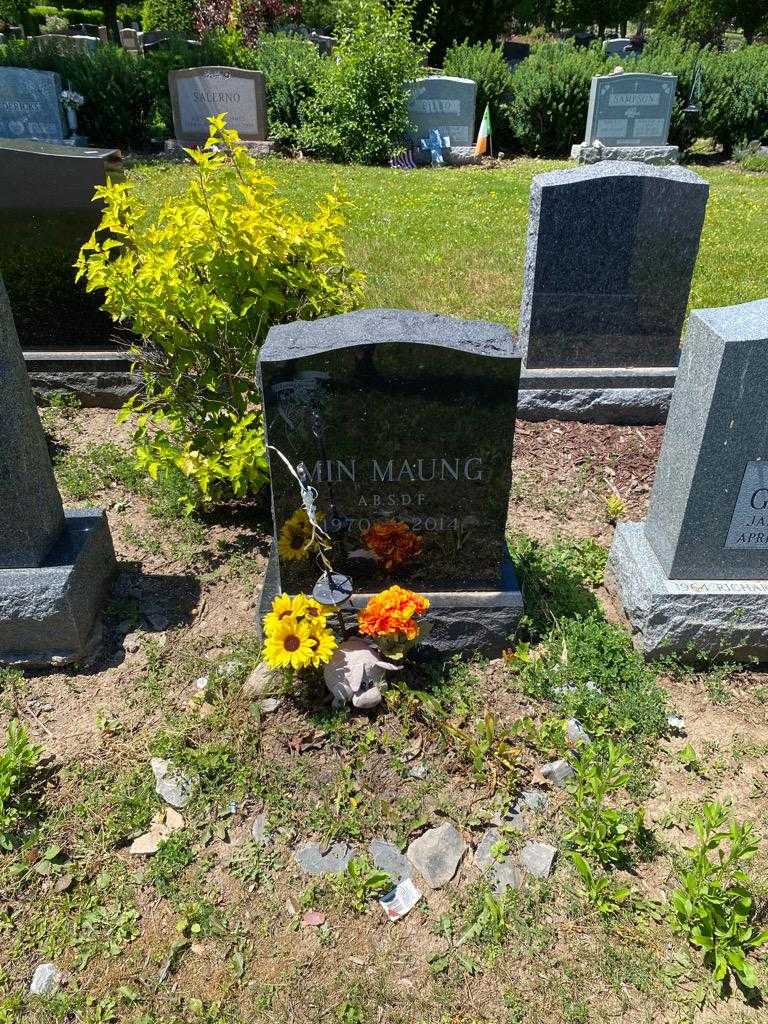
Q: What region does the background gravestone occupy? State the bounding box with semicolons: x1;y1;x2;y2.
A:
608;298;768;659
0;273;117;664
168;66;268;145
258;308;524;656
572;71;678;165
407;76;477;151
602;37;632;56
0;67;67;141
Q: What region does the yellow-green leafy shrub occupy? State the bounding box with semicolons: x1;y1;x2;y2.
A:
77;116;364;509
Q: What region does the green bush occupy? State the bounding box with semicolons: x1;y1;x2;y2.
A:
443;39;515;147
631;33;704;151
250;32;324;144
296;0;430;164
76;116;363;509
0;720;42;851
507;41;606;157
702;43;768;155
142;0;194;31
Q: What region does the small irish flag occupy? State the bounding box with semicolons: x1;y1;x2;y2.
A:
474;103;492;156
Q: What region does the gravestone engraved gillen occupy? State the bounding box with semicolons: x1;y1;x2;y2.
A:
258;309;524;656
0;273;117;664
168;66;268;145
608;298;768;659
0;67;67;141
572;71;678;165
407;76;476;148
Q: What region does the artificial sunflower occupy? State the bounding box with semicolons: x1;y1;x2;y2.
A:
262;592;298;634
263;617;316;670
307;625;337;668
278;511;314;562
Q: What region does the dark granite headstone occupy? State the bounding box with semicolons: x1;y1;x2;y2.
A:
502;40;530;67
608;299;768;659
0;273;117;664
520;161;708;369
258;308;524;656
0;139;129;350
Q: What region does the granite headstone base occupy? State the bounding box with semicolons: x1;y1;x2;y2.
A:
258;543;523;660
0;508;117;666
24;349;139;409
607;522;768;662
571;143;679;165
163;138;276;157
517;366;675;425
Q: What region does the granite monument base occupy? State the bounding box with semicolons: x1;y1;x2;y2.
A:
518;366;675;424
570;143;679;165
0;508;117;666
607;522;768;662
164;138;276;157
24;349;139;408
258;544;524;660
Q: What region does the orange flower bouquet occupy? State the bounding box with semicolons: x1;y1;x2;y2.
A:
362;521;422;571
358;585;430;658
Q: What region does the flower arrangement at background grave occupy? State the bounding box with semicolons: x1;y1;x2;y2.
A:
262;451;430;709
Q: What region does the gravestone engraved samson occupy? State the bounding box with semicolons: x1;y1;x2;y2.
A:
0;273;116;664
407;76;476;148
608;298;768;659
0;68;67;141
258;308;524;656
168;66;267;144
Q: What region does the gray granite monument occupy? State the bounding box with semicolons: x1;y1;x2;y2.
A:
0;273;116;665
407;76;477;164
0;68;68;142
572;70;678;165
167;66;272;153
517;161;709;424
608;298;768;660
257;308;524;657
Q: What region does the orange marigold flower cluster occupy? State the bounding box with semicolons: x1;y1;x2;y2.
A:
362;520;422;571
358;585;429;641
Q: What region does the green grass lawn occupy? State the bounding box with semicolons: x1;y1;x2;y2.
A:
128;156;768;330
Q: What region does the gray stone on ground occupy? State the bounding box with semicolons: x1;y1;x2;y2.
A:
369;838;411;882
520;840;557;879
474;829;524;895
539;759;574;788
519;789;548;813
516;386;672;426
407;823;467;889
294;840;355;876
566;719;591;745
243;662;277;697
150;757;194;809
251;811;268;844
30;963;63;996
570;142;679;165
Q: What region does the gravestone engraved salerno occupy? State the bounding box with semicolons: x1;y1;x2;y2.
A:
168;66;267;144
0;273;117;664
585;72;675;147
407;76;477;147
257;308;524;656
519;161;708;370
0;67;67;141
608;298;768;659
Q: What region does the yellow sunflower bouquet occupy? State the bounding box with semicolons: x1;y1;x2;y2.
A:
262;593;337;671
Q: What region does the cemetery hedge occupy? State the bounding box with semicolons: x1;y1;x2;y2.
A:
0;28;766;156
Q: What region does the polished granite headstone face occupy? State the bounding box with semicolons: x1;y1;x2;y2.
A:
585;73;676;146
0;67;67;141
259;309;521;596
168;66;267;143
520;161;708;369
645;298;768;580
0;139;130;350
407;77;477;147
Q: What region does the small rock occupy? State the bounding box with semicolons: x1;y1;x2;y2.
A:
150;758;195;809
407;823;467;889
259;697;281;714
519;789;549;813
30;963;63;996
540;759;574;788
474;828;503;872
123;632;143;654
302;910;326;927
219;660;242;678
129;827;168;855
566;719;591;746
251;811;269;844
243;662;277;697
194;675;209;691
294;841;355;876
369;838;411;882
667;714;686;735
55;873;74;893
473;829;523;895
407;762;428;780
520;840;557;879
165;808;185;831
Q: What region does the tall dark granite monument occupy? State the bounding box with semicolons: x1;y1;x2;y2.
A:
258;308;523;656
0;274;116;665
608;298;768;660
517;161;709;425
